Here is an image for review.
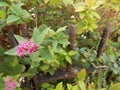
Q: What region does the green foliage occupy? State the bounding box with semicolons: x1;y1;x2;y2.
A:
73;0;104;34
14;35;26;43
0;75;5;90
109;83;120;90
0;60;25;75
0;0;120;89
0;0;31;26
7;15;20;24
76;68;86;81
4;24;72;75
9;2;31;23
4;47;17;56
55;82;63;90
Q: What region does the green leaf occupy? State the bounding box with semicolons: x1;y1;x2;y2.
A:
7;15;20;24
33;27;40;42
73;3;86;12
62;0;73;6
4;47;17;56
30;61;40;68
91;11;100;19
30;51;41;62
56;26;67;33
11;4;23;16
33;27;50;45
58;39;70;47
0;45;5;56
0;62;25;75
109;83;120;90
0;10;6;19
52;40;58;50
55;82;63;90
67;84;73;90
39;47;53;60
111;4;120;11
72;85;78;90
85;0;95;8
39;65;50;71
0;75;5;90
10;3;31;23
79;11;86;19
78;81;86;90
41;83;50;88
14;35;26;43
68;51;77;56
65;56;72;64
38;24;48;32
77;68;86;81
49;0;61;7
23;68;37;79
10;57;19;67
91;0;104;10
21;10;31;23
0;1;9;7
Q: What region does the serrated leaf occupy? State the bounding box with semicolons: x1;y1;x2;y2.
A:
4;47;17;56
78;81;86;90
0;1;9;7
109;83;120;90
0;75;5;90
11;3;31;23
55;82;63;90
62;0;73;6
39;47;53;60
65;56;72;64
79;11;86;19
91;11;100;19
111;4;120;11
14;35;26;43
0;10;6;19
58;39;70;47
68;51;77;56
72;85;78;90
85;0;95;8
49;0;61;7
22;68;37;79
56;26;67;33
7;15;20;24
67;84;73;90
11;4;23;16
10;57;19;67
41;83;50;88
21;10;31;23
33;27;49;45
52;40;58;50
77;68;86;81
73;2;86;12
33;27;40;40
39;65;50;71
91;0;105;10
0;62;25;75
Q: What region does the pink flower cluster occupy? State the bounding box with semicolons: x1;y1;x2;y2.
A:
16;40;38;57
5;78;16;90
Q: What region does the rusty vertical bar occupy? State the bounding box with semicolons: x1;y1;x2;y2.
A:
6;24;17;47
67;25;76;71
97;22;112;57
19;22;29;38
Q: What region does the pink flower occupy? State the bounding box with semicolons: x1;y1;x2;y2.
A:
5;77;16;90
16;40;38;57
